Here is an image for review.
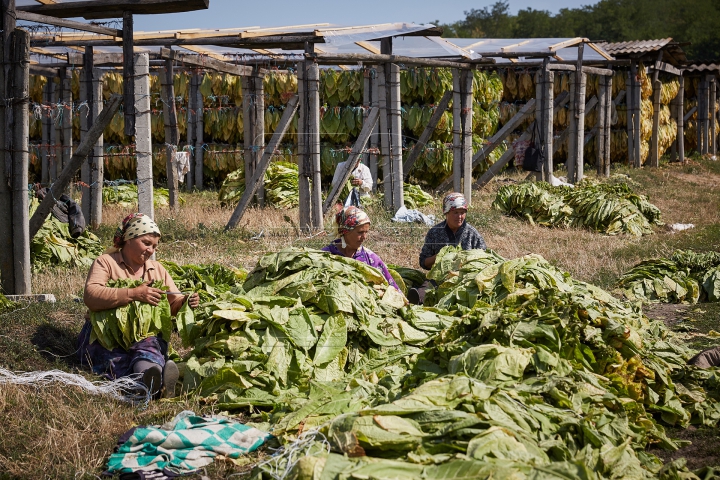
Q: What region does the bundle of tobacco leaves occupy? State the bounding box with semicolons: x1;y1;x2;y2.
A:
218;161;300;208
493;180;663;236
161;261;247;303
89;279;174;350
102;184;178;208
617;250;720;303
0;293;17;312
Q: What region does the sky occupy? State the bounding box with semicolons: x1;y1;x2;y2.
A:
131;0;591;32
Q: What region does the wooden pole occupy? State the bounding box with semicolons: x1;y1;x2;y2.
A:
535;66;554;181
604;76;612;176
699;77;708;155
369;68;379;190
243;71;266;205
678;75;685;164
378;63;392;209
711;77;717;156
186;72;197;188
11;28;30;294
649;79;661;167
226;95;299;230
597;75;607;176
297;61;311;231
50;78;59;181
134;53;153;218
41;78;50;184
89;67;104;228
161;56;179;208
61;67;72;176
568;71;586;183
0;0;16;294
403;89;452;177
324;107;380;213
254;73;265;207
30;95;121;239
307;62;322;231
79;47;93;220
389;63;403;210
122;11;135;136
453;69;473;201
194;72;204;189
626;70;635;167
632;63;642;167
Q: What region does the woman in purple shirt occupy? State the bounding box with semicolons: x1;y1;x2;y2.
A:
322;206;400;291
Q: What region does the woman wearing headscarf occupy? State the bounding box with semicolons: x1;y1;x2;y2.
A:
77;213;200;398
409;193;487;304
322;206;400;291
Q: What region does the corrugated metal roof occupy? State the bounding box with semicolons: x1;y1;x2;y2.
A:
599;38;673;55
684;62;720;73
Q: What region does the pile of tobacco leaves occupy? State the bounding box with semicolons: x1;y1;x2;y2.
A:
152;247;720;480
0;293;17;311
160;261;247;303
102;184;178;208
218;161;299;208
493;180;663;236
617;250;720;304
30;201;104;271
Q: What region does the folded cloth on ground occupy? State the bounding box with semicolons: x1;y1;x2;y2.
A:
106;410;271;478
391;205;435;226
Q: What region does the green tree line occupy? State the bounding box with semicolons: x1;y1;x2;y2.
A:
436;0;720;60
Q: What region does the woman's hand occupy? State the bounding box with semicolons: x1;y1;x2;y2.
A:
130;282;166;306
187;292;200;309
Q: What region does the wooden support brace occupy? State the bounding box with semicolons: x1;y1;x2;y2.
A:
17;10;122;37
471;98;537;170
29;95;122;238
683;106;697;123
225;95;299;230
159;48;253;77
323;107;380;214
403;89;451;177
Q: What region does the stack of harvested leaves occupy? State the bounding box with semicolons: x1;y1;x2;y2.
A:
102;184;177;208
0;293;17;312
218;161;299;208
160;261;247;303
31;204;104;271
493;180;662;236
249;247;720;479
618;250;720;303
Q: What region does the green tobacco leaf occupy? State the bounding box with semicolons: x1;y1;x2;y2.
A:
313;314;347;366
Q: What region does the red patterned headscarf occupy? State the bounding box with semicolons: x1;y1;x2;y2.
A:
104;213;161;254
443;192;468;215
335;206;371;237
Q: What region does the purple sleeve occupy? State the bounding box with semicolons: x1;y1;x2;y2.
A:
366;251;400;291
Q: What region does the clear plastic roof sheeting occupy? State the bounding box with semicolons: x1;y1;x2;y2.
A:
320;23;433;47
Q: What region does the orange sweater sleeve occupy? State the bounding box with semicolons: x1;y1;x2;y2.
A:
83;255;133;312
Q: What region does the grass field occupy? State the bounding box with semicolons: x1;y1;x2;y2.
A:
2;156;720;479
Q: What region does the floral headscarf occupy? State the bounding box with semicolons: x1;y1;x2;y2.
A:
335;206;371;237
443;192;468;215
104;213;161;254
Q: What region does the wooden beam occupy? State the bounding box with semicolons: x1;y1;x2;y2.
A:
322;107;380;214
160;47;254;76
225;95;300;230
586;42;614;61
30;95;122;239
29;64;58;76
17;10;121;37
403;89;452;177
67;51;124;65
307;52;474;69
548;38;583;51
651;61;682;77
31;33;322;49
356;41;380;54
18;0;209;20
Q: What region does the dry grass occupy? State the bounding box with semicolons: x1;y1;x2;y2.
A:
7;156;720;478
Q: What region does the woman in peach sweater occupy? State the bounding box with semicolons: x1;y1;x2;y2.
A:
77;213;199;398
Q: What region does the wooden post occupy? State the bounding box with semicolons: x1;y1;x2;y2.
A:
123;11;135;136
453;69;473;202
699;77;708;155
243;70;265;206
226;95;299;230
307;62;322;230
629;62;642;167
194;72;204;189
378;63;392;208
79;48;93;220
50;78;59;181
604;76;612;176
61;67;72;177
0;0;16;294
11;28;30;294
30;95;121;238
388;63;403;210
161;56;180;208
41;78;50;184
134;53;153;219
678;75;685;164
297;61;311;231
186;72;197;188
597;75;607;176
89;67;104;228
649;79;661;167
710;76;717;156
626;70;634;167
535;66;554;181
567;70;586;183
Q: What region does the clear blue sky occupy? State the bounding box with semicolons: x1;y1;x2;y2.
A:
132;1;590;32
